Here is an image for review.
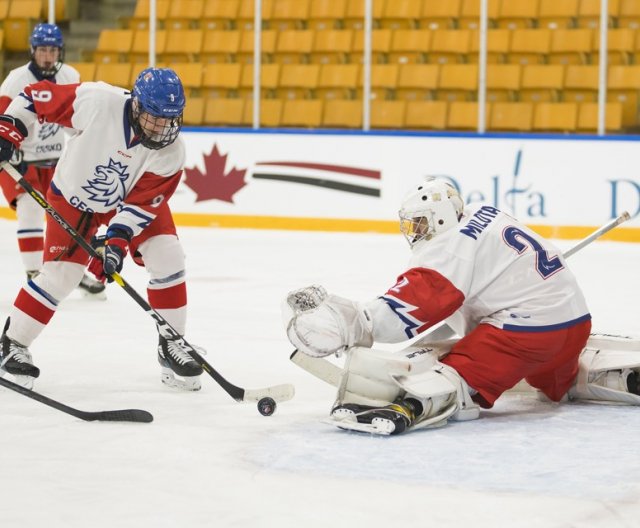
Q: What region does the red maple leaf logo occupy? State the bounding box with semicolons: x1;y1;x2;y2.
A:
183;144;247;203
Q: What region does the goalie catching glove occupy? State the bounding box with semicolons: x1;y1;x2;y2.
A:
283;285;374;357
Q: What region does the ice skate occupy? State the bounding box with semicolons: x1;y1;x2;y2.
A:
157;335;203;391
77;273;107;299
1;321;39;390
329;399;420;435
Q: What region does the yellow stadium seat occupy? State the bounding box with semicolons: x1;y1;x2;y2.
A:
308;0;348;30
577;102;624;132
576;0;619;28
317;64;359;99
533;102;578;132
344;0;386;30
310;29;353;64
95;63;133;88
520;64;565;102
507;29;551;65
4;10;37;51
277;64;321;99
395;63;439;100
458;0;500;29
164;0;205;29
281;99;324;127
356;64;400;100
607;65;640;126
447;101;490;130
8;0;41;18
419;0;461;29
239;63;281;98
128;0;170;30
201;30;241;63
436;64;478;102
618;0;640;29
202;0;239;30
242;98;283;127
563;65;599;102
268;0;311;30
468;29;511;63
486;63;521;102
273;30;314;64
129;30;167;63
496;0;540;29
94;30;134;63
592;28;634;65
489;102;534;131
323;99;363;127
349;29;392;64
202;63;242;98
538;0;579;29
370;100;406;128
203;98;245;126
387;29;431;64
67;62;96;82
161;29;203;62
404;100;448;129
380;0;422;29
0;1;9;20
428;29;472;64
184;96;205;125
237;0;274;30
548;29;594;65
168;62;203;96
236;30;277;64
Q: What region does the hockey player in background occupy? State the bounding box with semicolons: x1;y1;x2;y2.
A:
0;23;105;296
284;178;640;435
0;66;203;391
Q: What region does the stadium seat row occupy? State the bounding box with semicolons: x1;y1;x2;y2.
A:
183;98;623;133
92;27;640;67
0;0;75;50
122;0;640;32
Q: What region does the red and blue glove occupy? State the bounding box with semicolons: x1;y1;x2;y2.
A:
0;115;27;163
88;228;131;283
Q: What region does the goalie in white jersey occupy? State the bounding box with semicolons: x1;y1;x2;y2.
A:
0;66;204;391
282;178;640;435
0;23;104;296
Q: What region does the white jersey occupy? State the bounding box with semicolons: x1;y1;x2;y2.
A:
0;63;79;163
6;80;185;238
368;203;590;342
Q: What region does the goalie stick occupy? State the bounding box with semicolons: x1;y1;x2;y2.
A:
0;376;153;422
290;211;633;385
0;162;294;405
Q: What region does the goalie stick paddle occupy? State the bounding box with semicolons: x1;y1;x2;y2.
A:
0;162;294;405
0;376;153;423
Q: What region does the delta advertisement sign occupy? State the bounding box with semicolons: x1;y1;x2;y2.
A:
175;131;639;239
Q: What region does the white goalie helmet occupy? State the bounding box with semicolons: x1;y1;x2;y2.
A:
399;178;464;246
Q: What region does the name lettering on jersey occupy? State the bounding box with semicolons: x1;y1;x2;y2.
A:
459;205;500;240
35;143;62;154
81;158;130;208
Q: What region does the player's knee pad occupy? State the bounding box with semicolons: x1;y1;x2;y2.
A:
568;334;640;405
138;235;185;284
36;261;85;299
15;193;45;230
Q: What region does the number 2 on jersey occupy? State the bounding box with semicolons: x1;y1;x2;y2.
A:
503;226;564;279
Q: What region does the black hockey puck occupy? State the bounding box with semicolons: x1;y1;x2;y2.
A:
257;397;276;417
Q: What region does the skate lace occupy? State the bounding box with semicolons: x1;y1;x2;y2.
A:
166;341;195;366
1;341;33;368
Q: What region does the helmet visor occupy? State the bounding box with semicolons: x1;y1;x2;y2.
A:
135;107;183;150
399;213;432;246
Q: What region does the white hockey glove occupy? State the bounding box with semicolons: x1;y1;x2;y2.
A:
283;285;374;358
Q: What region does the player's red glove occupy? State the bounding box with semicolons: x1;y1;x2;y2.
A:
0;115;27;163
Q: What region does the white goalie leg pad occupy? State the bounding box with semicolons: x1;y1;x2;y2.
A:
568;334;640;405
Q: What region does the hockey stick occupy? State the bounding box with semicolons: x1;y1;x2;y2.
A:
0;376;153;422
290;211;633;385
0;162;294;404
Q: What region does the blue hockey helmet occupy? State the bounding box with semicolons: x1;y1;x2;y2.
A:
130;67;185;150
29;23;65;77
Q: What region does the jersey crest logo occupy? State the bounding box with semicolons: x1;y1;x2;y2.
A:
82;158;130;207
38;123;61;141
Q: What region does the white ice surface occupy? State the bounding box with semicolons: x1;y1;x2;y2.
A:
0;219;639;528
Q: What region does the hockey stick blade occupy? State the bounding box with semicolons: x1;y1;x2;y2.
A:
242;383;295;403
0;376;153;423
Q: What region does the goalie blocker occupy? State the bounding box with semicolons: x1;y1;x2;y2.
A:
295;333;640;435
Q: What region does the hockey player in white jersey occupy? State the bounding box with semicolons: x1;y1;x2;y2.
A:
0;66;203;391
284;178;640;435
0;23;105;296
